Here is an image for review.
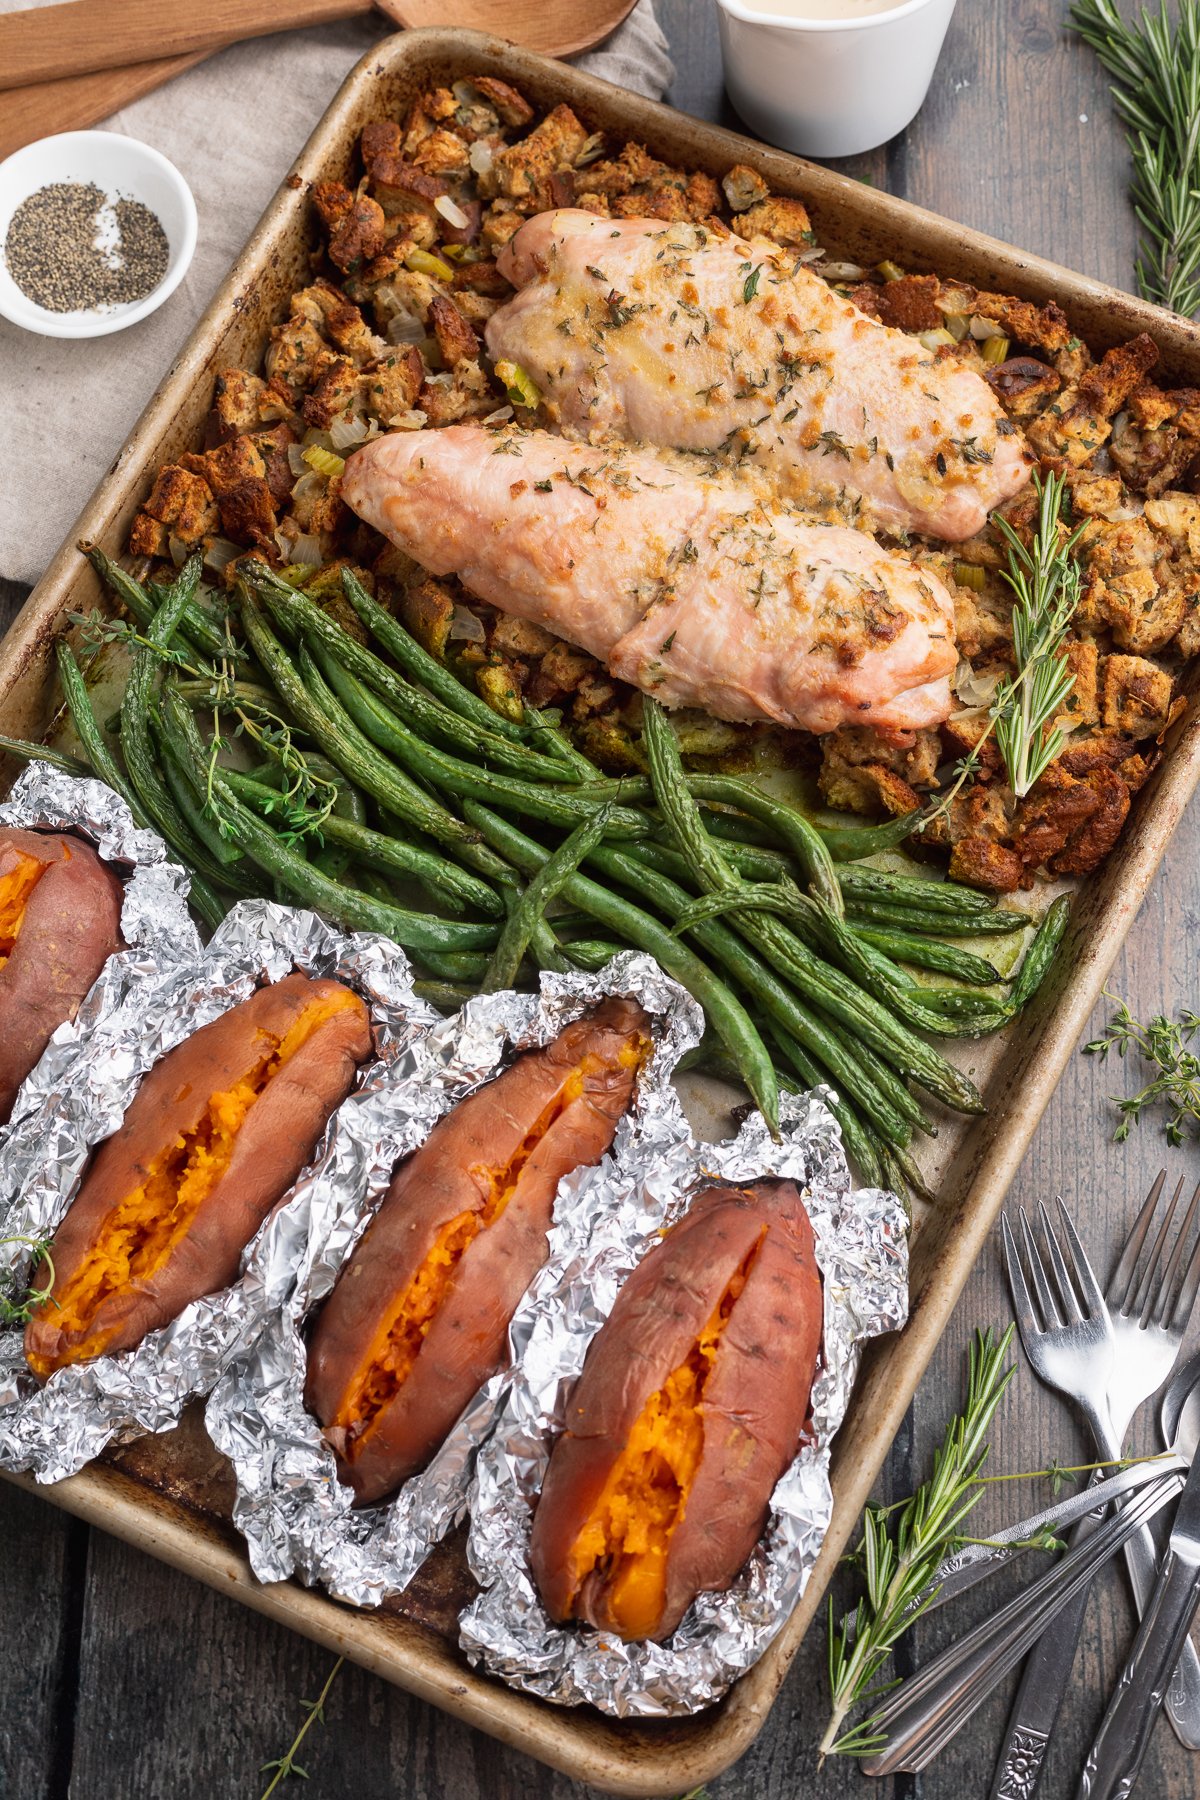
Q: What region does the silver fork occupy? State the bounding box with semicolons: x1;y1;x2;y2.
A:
988;1175;1200;1800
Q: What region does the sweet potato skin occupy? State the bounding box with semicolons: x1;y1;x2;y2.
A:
531;1178;822;1642
24;972;372;1375
0;829;124;1124
307;995;648;1506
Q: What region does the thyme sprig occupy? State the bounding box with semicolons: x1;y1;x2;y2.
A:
821;1327;1015;1760
0;1236;56;1328
1084;991;1200;1142
920;470;1083;830
259;1656;343;1798
1071;0;1200;316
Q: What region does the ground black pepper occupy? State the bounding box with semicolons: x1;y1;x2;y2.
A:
4;181;169;314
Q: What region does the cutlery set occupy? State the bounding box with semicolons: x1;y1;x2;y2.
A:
861;1172;1200;1797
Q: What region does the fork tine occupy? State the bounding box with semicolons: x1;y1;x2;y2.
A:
1152;1175;1200;1327
1019;1208;1061;1330
1109;1168;1167;1313
1169;1181;1200;1333
1054;1197;1106;1320
1132;1176;1186;1325
1038;1199;1084;1324
1001;1215;1042;1345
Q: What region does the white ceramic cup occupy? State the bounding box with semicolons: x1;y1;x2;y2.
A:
715;0;959;159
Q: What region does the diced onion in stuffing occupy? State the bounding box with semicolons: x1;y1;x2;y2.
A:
384;407;429;431
483;404;514;425
469;140;495;176
387;311;428;346
203;537;241;573
816;261;866;281
434;194;471;231
287;533;324;566
303;445;346;480
329;415;374;451
953;659;1005;709
289;472;325;505
167;534;188;568
287;442;309;477
405;247;455;282
494;358;541;408
302;428;336;451
575;132;606;166
969;315;1008;340
944;313;970;341
448;604;486;643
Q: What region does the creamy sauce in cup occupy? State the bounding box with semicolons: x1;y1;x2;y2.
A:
745;0;905;17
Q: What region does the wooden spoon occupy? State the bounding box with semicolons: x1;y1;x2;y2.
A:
0;0;639;94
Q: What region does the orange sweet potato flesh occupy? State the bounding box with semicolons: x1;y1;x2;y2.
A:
306;995;649;1507
530;1178;823;1642
24;971;372;1378
0;828;124;1125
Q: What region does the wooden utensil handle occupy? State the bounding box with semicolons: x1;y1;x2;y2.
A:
0;54;208;162
0;0;372;93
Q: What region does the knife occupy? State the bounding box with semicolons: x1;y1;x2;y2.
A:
1077;1445;1200;1800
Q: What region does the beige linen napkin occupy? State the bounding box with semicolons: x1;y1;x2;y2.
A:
0;3;673;589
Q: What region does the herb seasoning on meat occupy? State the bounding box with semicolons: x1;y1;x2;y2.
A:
4;182;169;313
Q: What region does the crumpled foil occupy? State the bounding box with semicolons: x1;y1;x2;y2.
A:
205;952;704;1608
458;1087;909;1717
0;894;432;1481
0;760;201;1139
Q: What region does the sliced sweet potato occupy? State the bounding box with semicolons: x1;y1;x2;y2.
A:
24;973;372;1378
0;829;124;1125
306;996;649;1505
531;1178;822;1642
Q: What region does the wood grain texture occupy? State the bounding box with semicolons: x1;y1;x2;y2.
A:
1;2;1198;1796
0;53;208;162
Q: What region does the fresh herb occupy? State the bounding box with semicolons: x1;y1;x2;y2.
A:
0;1237;56;1328
1071;0;1200;315
821;1327;1015;1760
817;429;852;460
259;1657;343;1798
742;263;763;303
1085;992;1200;1142
919;469;1083;831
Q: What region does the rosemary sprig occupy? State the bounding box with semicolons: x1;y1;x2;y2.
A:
920;472;1083;830
820;1326;1015;1760
1084;991;1200;1142
1071;0;1200;316
0;1236;56;1329
258;1656;343;1798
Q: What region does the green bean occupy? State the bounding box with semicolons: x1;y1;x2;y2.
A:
845;897;1031;937
413;979;475;1012
239;591;487;853
161;688;501;954
56;643;228;929
641;700;983;1113
156;727;246;869
338;568;533;745
596;843;916;1148
761;1023;884;1186
816;809;926;861
811;1009;934;1134
909;987;1014;1025
528;917;573;975
1010;893;1071;1011
417;949;490;983
119;562;256;894
353;864;398;906
85;544;248;668
0;735;89;777
261;579;580;786
461;800;780;1134
835;863;997;916
855;925;1002;986
305;640;652;840
220;770;502;919
563;939;629;973
174;679;286;716
482;811;613;992
683;775;842;913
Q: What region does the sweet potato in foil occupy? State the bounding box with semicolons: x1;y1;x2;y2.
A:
530;1178;822;1642
24;972;372;1378
306;996;649;1506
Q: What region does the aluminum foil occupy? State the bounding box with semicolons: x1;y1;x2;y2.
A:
0;760;201;1139
205;952;703;1608
0;895;433;1480
458;1087;909;1717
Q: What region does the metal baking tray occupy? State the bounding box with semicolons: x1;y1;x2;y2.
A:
3;28;1200;1794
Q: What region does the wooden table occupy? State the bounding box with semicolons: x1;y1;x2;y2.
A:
3;1;1198;1795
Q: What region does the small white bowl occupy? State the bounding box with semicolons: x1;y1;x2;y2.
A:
0;130;196;339
715;0;958;160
